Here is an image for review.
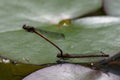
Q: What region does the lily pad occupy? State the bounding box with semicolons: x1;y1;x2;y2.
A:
104;0;120;16
23;63;120;80
0;17;120;64
0;61;44;80
0;0;101;33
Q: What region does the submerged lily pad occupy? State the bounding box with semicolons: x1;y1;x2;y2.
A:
0;60;44;80
0;17;120;64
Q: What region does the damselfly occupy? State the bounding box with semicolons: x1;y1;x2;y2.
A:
22;24;109;60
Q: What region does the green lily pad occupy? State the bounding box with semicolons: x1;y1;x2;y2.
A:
104;0;120;16
0;0;101;33
0;17;120;64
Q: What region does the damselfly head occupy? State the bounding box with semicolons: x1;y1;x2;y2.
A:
23;24;35;32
